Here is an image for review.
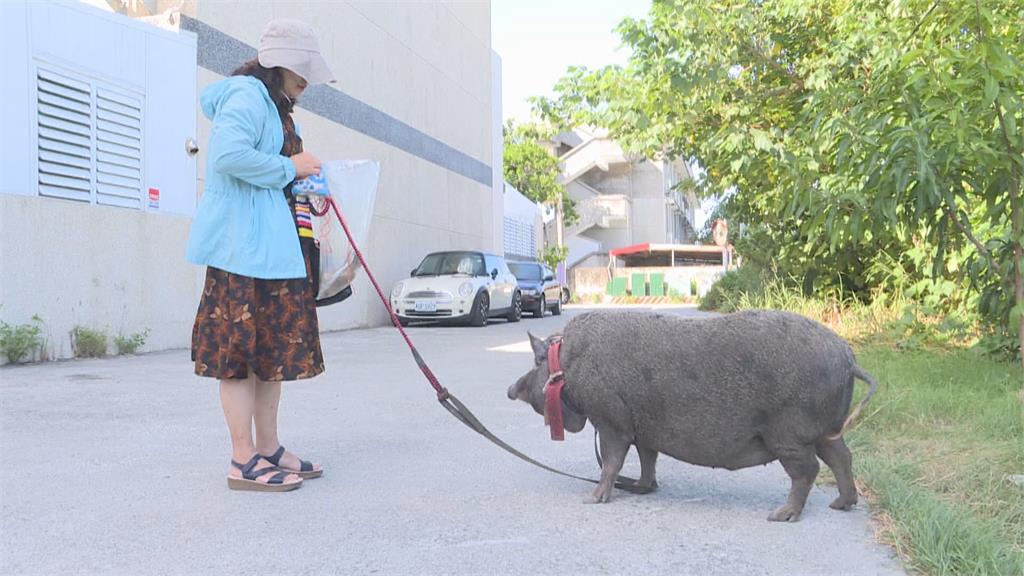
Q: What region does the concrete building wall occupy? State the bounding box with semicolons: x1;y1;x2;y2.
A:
0;195;197;360
187;1;495;331
0;1;200;362
582;227;631;252
491;50;504;259
573;159;671;249
1;0;496;361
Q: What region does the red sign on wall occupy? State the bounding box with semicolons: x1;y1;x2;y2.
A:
148;187;159;210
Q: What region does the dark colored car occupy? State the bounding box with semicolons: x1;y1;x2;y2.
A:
508;261;563;317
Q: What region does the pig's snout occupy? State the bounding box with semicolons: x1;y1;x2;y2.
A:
507;376;527;401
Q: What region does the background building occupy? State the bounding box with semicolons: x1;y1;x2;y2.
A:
544;127;698;273
0;0;497;361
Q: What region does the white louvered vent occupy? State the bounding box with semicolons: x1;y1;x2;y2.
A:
35;67;144;208
37;69;93;202
503;216;536;259
95;89;143;208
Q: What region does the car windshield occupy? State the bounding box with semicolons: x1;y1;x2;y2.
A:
413;252;485;276
507;262;541;281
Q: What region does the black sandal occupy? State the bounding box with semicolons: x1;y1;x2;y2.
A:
263;446;323;479
227;454;302;492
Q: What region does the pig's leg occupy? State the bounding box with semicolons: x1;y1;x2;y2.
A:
589;431;630;503
815;436;857;511
766;441;819;522
636;445;659;490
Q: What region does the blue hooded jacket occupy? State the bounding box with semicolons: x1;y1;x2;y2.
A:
185;76;305;279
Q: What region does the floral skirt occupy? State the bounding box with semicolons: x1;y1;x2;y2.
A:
190;243;324;382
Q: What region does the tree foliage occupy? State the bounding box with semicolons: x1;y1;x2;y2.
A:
535;0;1024;359
503;121;578;227
503;121;562;205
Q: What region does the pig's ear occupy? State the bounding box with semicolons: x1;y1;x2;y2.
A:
528;331;548;364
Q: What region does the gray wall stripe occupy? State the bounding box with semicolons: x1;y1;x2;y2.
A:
180;15;493;186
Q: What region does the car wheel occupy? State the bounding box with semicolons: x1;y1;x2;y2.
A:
552;296;562;316
534;295;545;318
507;291;522;323
469;292;489;327
561;287;570;304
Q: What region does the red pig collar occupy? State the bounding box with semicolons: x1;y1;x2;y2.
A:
544;339;566;441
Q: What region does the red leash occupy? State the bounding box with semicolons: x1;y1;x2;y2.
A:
325;197;449;402
322;196;652;494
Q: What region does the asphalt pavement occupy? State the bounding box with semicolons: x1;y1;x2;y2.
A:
0;304;905;575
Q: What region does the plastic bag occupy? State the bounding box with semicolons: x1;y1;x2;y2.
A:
308;160;380;303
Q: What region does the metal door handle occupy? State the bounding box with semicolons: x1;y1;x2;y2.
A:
185;137;199;156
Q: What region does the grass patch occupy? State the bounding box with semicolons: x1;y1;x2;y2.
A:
850;346;1024;575
71;326;108;358
114;329;150;355
0;315;45;363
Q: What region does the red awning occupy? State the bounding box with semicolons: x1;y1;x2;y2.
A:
608;243;653;257
608;243;727;267
609;243;725;256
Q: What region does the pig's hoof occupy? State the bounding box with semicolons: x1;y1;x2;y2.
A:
586;490;612;504
829;496;856;511
636;480;658;492
767;505;802;522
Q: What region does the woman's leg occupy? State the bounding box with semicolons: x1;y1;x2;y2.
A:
253;377;282;453
222;376;300;485
254;377;322;474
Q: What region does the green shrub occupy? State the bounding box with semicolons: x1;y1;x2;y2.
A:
699;265;767;312
71;326;108;358
114;329;150;355
0;315;45;363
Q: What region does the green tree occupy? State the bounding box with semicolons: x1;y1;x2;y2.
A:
535;0;1024;362
503;121;561;205
502;120;578;236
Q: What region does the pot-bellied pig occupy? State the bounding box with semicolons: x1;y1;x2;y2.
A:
506;309;878;522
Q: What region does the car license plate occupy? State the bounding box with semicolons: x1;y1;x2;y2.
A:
414;301;437;312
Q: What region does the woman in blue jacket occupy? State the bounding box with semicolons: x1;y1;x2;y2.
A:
187;19;334;491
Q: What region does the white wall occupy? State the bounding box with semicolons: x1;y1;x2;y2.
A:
0;195;197;361
0;0;198;362
491;50;504;256
503;183;540;222
0;1;31;199
567;235;601;267
503;182;543;260
1;0;496;361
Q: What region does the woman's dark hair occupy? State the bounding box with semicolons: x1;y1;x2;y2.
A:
231;59;292;119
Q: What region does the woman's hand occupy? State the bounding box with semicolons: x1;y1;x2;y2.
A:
290;152;322;179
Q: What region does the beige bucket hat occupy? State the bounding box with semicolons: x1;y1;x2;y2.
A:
257;19;335;85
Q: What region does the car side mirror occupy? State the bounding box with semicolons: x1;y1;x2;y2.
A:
491;269;498;280
410;269;417;277
544;274;554;282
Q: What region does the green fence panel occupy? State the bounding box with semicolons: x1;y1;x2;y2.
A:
649;273;665;296
630;272;647;296
608;277;628;296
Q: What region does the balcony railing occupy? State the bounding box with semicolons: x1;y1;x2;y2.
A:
566;194;630;236
558;137;629;184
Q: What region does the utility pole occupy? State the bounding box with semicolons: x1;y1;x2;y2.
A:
555;195;565;283
555;196;564;248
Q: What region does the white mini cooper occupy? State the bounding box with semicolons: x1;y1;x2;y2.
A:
390;250;523;326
